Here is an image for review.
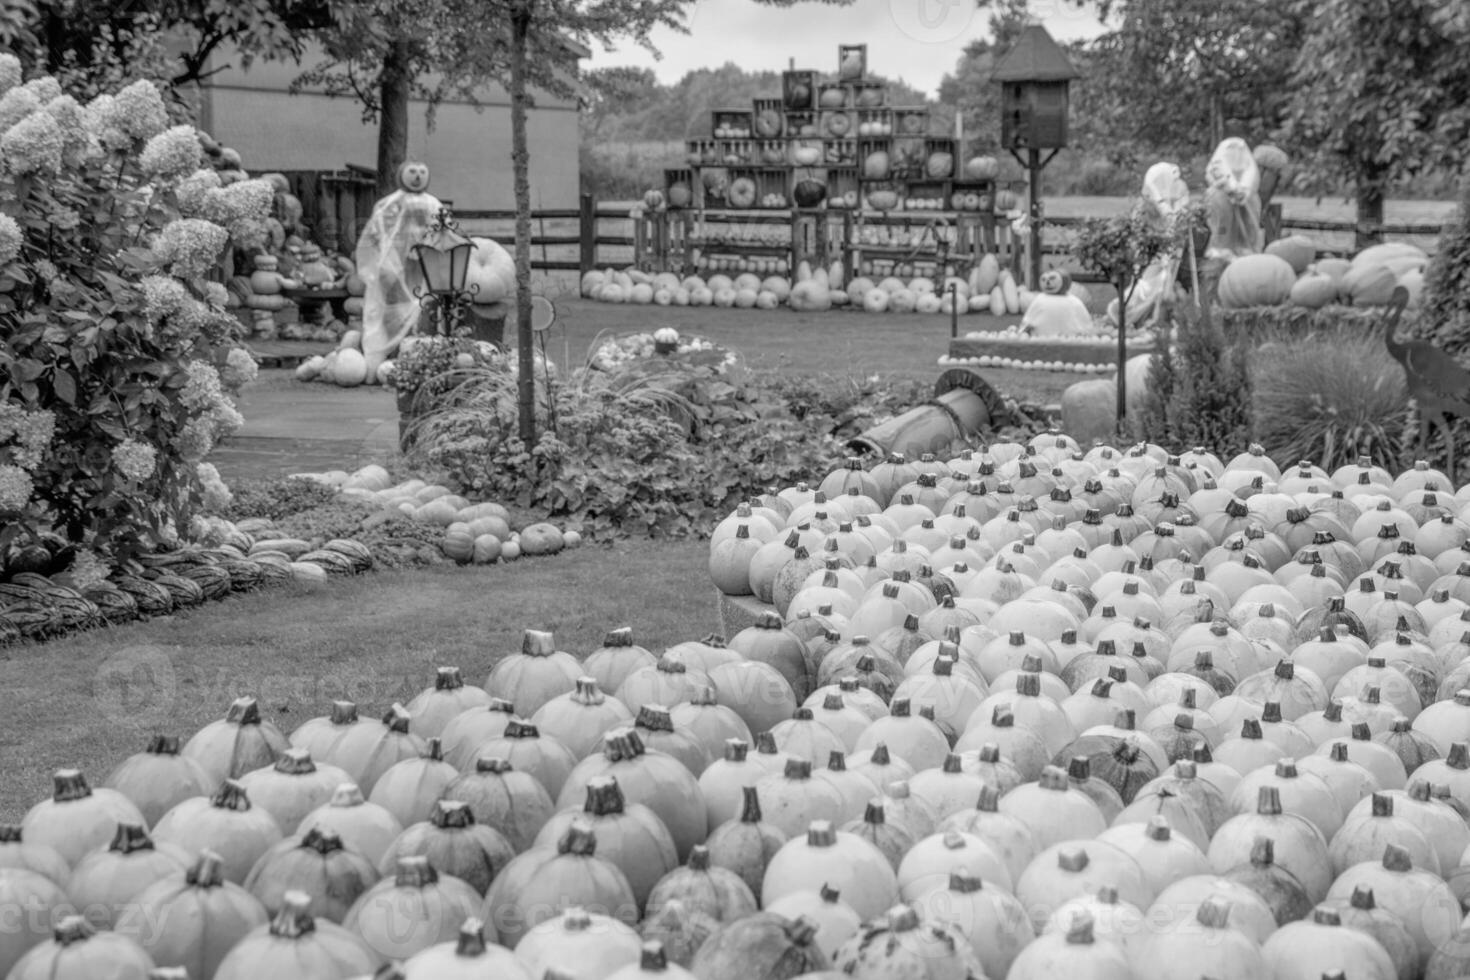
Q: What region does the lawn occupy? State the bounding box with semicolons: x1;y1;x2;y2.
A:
0;536;713;823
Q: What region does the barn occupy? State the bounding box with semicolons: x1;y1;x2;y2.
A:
191;41;586;252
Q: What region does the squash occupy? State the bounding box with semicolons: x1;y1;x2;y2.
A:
343;855;483;961
1341;263;1399;306
926;152;954;179
133;850;271;979
971;254;1000;295
214;890;379;979
6;915;156;980
863;289;890;313
965;156;1000;180
519;523;564;556
103;735;214;829
1289;273;1339;309
1265;235;1317;274
1217;254;1297;308
728;178;757;208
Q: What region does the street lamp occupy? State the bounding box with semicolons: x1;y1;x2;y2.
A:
410;207;478;336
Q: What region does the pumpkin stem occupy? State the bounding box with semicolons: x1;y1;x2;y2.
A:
739;785;764;824
434;666;464;691
474;757;513;775
328;701;361;725
269;891;317;939
382;703;412;733
639;941;669;971
585;777;626;816
225;696;263;726
274;748;318;775
559;820;599;857
454;917;489;957
819;882;842;903
300;826;345;855
210;779;252;811
723;739;749;763
108;822;154;855
603;627;633;648
522;629;557;656
433;800;476;829
51;915;95;947
393;855;439;887
51;768;93;802
144;734;182;756
806;821;836;847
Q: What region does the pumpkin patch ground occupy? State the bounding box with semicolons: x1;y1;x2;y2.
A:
16;436;1470;979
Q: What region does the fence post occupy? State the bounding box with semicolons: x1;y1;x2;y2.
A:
579;193;596;276
1262;202;1283;244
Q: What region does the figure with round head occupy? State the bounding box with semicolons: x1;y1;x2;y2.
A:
1023;267;1094;338
1204;137;1263;259
354;161;443;380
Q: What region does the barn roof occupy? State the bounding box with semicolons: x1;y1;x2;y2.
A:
990;25;1080;83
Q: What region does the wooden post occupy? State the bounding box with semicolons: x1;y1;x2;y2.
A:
1027;148;1043;291
578;192;596;275
1115;276;1129;437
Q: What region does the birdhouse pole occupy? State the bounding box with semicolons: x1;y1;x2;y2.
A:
990;25;1080;292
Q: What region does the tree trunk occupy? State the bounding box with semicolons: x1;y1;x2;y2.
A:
510;1;536;445
375;40;413;200
1355;166;1386;249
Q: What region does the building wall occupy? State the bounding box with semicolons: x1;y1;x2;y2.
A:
197;44;581;213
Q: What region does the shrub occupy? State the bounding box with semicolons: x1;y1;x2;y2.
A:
1422;177;1470;356
1162;294;1254;453
0;67;258;563
1252;330;1409;470
223;477;342;523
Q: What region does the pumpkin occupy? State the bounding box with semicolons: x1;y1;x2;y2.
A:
484;629;582;717
762;819;899;922
67;823;191;930
533;676;635;760
20;769;148;868
926;153;954;179
0;867;73;975
343;855;483;961
1005;909;1132;980
406;668;492;738
323;703;428;796
831;903;984;979
103;734;214;828
1208;785;1333;902
5;915;156;980
707;659;800;737
765;884;863;963
1289;273;1340;309
465;236;516;306
368;738;461;828
0;826;70;888
645;844;758;923
1261;905;1398;980
441;699;520;770
240;748;353;836
688;913;830;980
180;696;290;787
133;850;270;979
1131;895;1267;980
1217;254;1297;309
703;785;788;898
402;917;534;980
514;906;642;980
213;890;380;980
152;780;285;884
243;826;380;921
1341;264;1400;306
1265;235;1317;274
470;719;577;800
291;702;378;762
965;156;1000;180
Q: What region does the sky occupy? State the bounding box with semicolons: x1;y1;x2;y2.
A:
584;0;1110;98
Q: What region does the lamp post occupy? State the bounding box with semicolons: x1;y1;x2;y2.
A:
410;207;478;336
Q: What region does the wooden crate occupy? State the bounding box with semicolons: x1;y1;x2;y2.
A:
752;97;785;139
784;110;819;140
820;108;856;139
782;70;817;111
685;139;719;167
789;136;823;166
715;139;757;166
837;43;868;80
893;107;930;137
826;167;860;210
663;168;699;210
711;108;753;139
822;137;858;167
904;179;950;212
700;168;731;209
817;81;849;110
754;168;790;209
858;138;894;180
921;138;958;179
857;108;893;138
948;181;996;213
755;139;790;167
848;80;886;109
889;137;927;180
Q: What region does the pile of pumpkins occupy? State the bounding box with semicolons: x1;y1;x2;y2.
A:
294;330;377;388
582;254;1097;321
20;443;1470;978
297;464;579;563
1218;239;1430;311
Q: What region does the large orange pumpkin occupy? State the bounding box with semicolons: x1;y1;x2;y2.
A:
1217;254;1296;309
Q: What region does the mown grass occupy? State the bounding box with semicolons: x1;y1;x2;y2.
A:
0;536;711;823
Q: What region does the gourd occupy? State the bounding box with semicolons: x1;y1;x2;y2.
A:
213;890;380;979
405;667;492;739
376;800;515;896
151;780;285;884
5;915;156;980
239;748;354;835
1265;235;1317;273
342;855;484;961
831;903;984;979
514;906;642;980
402;917;534;980
103;735;214;828
1217;254;1297;309
67;823;191;929
688;913;830;980
484;629;582;716
0;867;72;975
323;703;427;796
19;769;148;867
762;819;900;922
243;826;379;921
298;784;404;868
483;819;639;949
133;850;271;980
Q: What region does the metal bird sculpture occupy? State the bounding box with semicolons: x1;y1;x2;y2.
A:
1384;284;1470;477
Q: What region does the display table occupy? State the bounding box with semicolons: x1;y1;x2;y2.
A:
280;287;352;325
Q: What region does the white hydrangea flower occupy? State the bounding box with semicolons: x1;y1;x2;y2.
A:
106;79;169;144
44;95;97;166
151;218;228;279
222;347;258;389
0;86;39;134
2;109;63;176
139;125;201;180
196;462;232;511
111;438;158;481
0;463;32;511
0;54;21;96
139;274;188;321
20;77;61;103
0;212;21;267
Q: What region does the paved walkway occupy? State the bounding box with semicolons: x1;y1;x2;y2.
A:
212;369;399;482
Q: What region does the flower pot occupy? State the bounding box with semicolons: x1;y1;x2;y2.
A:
654;340;678;355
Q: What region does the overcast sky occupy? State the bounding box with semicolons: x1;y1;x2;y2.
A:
584;0;1109;98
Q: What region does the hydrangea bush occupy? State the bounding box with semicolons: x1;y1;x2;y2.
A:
0;55;261;564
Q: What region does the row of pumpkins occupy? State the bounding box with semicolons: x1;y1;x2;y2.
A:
21;442;1470;980
1216;240;1429;312
581;253;1095;322
295;464;579;562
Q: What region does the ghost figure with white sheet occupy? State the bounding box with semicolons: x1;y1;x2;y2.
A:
355;161;443;381
1108;162;1191;329
1204;137;1263;259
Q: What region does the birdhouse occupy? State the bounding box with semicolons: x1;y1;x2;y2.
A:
992;25;1080;151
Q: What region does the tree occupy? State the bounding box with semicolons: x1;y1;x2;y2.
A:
488;0;854;445
936;0;1034;154
25;0;330;89
1278;0;1470;247
1079;0;1306;158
